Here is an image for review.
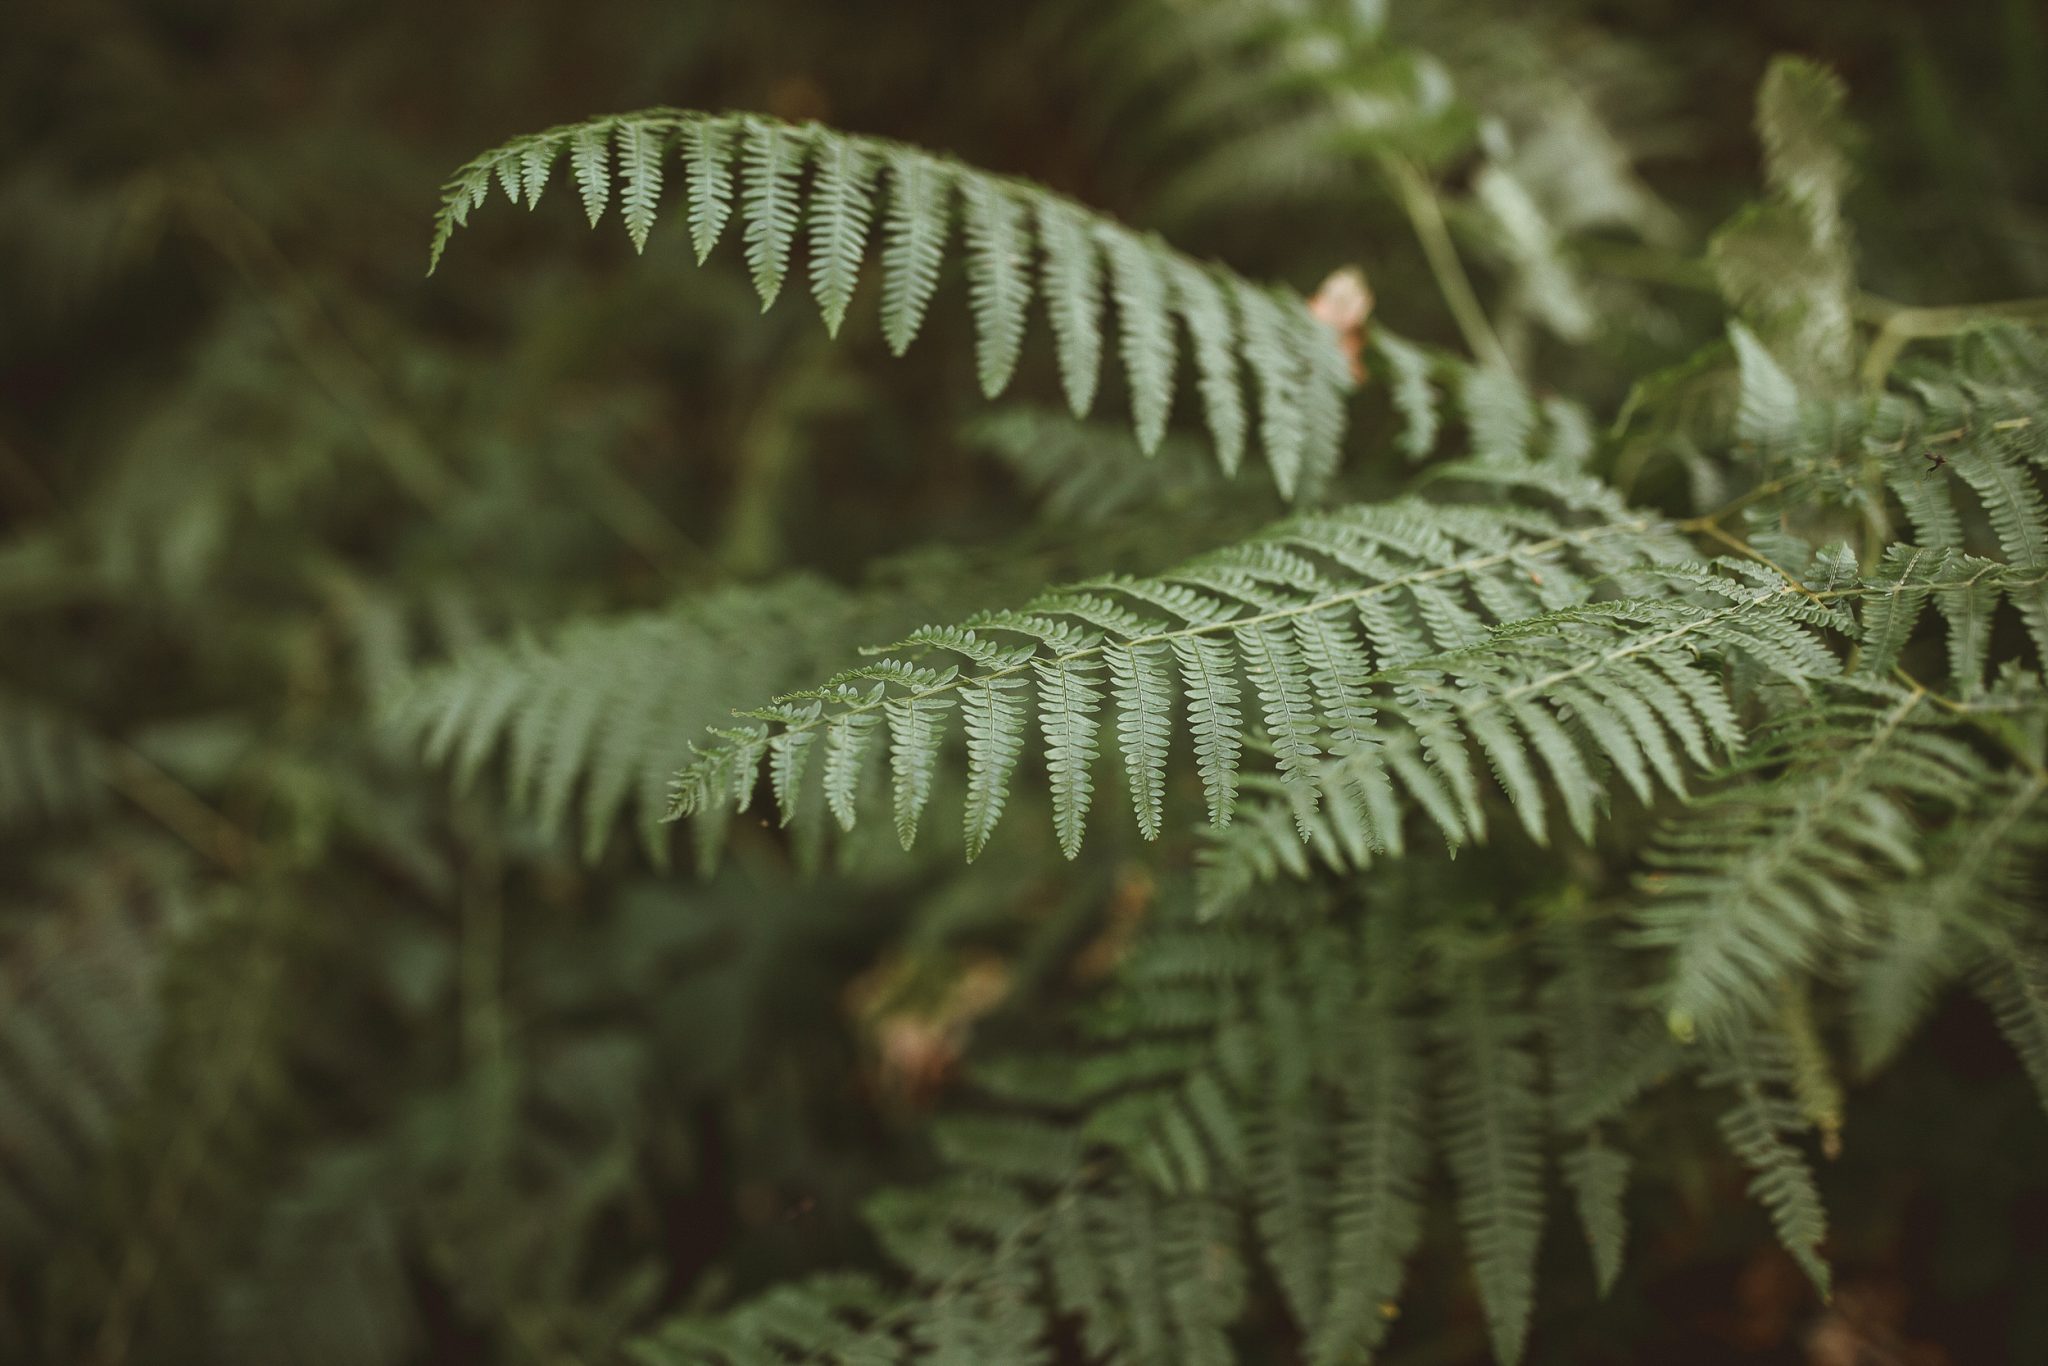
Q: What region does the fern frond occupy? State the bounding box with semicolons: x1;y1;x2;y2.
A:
1104;226;1179;453
1636;683;2036;1040
1711;59;1857;389
679;119;736;263
617;118;665;252
671;483;1705;863
1702;1020;1832;1296
1974;932;2048;1118
962;175;1032;399
740;116;807;308
385;579;867;868
1038;201;1104;416
1197;589;1840;913
431;109;1353;489
1034;658;1104;859
887;695;953;850
1561;1140;1629;1299
807;135;879;336
1308;922;1428;1366
1437;957;1546;1366
1849;761;2048;1074
570;121;610;227
1106;642;1174;841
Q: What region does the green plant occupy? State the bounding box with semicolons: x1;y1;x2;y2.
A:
415;50;2048;1366
10;2;2048;1363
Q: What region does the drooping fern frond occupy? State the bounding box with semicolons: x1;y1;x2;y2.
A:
384;578;872;869
1700;1018;1833;1296
670;473;1703;862
1974;932;2048;1118
1436;955;1547;1366
430;109;1354;492
1539;918;1668;1297
1636;678;2048;1043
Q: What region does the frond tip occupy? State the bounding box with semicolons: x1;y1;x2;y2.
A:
429;108;1354;492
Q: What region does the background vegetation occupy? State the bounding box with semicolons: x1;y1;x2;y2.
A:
5;1;2047;1363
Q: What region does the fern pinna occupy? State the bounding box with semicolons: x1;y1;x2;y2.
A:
421;64;2048;1366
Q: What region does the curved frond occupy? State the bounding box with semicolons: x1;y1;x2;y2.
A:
430;109;1354;491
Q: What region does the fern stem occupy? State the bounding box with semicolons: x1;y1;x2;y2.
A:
1688;523;1827;604
1893;666;2048;782
1859;295;2048;390
1378;153;1513;377
105;745;252;873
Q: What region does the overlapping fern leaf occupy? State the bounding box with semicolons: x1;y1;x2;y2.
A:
431;109;1354;493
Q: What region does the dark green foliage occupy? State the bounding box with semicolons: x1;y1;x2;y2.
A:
11;1;2048;1364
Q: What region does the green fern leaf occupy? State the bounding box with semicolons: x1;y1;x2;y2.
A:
961;676;1029;861
879;150;953;356
1465;704;1550;845
808;136;878;337
1373;330;1440;461
767;728;815;827
1238;619;1322;817
1235;282;1307;497
679;118;736;264
1038;200;1104;417
1561;1141;1629;1298
1106;641;1174;841
1460;366;1537;464
571;121;611;227
1103;227;1178;454
1438;962;1546;1366
961;177;1032;399
740;118;807;308
1704;1023;1832;1296
1975;934;2048;1118
1175;634;1244;827
823;710;881;832
1170;260;1246;476
519;138;556;208
493;153;523;206
435;110;1353;486
1757;57;1853;247
617;119;664;252
1036;658;1104;858
1308;935;1427;1366
887;695;953;850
